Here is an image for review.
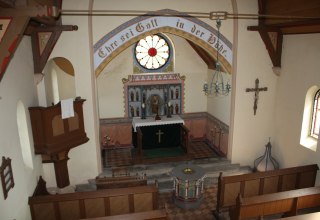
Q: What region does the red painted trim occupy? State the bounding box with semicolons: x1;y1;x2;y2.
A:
1;57;10;75
8;36;19;53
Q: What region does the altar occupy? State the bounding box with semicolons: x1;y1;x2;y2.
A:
132;115;190;160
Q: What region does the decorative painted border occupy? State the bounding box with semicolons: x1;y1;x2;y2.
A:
93;9;233;76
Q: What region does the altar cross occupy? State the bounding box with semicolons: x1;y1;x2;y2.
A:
156;129;164;143
246;78;268;115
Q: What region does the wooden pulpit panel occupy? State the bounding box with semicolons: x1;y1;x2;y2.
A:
29;99;89;155
28;99;89;188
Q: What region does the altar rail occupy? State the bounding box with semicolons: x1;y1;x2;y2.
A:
214;164;319;219
95;174;147;189
29;184;159;220
231;186;320;220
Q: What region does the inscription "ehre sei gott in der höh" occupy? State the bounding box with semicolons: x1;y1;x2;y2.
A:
94;16;232;70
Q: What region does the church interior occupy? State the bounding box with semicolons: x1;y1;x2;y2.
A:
1;0;320;219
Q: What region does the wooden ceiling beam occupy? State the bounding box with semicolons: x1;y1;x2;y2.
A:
248;26;283;68
249;0;320;71
31;24;78;74
0;5;59;82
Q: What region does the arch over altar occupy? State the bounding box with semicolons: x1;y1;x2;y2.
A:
93;9;233;76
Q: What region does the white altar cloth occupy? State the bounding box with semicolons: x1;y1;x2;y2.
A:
132;115;184;132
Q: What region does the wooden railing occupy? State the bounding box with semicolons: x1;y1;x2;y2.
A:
95;174;147;189
29;184;159;220
214;164;319;219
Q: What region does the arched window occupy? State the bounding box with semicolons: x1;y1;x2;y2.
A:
310;89;320;139
17;101;34;169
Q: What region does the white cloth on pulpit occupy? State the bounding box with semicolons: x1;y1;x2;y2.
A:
61;98;74;119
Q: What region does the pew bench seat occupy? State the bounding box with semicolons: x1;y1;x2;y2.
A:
275;212;320;220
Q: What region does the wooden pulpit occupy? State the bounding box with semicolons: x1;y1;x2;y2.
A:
29;99;89;188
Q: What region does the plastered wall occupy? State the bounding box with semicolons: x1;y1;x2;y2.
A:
0;38;43;220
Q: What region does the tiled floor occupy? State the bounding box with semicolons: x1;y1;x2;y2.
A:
102;141;219;168
101;141;227;219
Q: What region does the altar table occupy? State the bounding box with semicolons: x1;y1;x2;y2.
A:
132;115;184;132
132;115;185;149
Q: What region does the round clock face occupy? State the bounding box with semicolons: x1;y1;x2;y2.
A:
135;35;170;70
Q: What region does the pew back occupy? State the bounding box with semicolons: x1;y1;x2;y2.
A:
217;164;318;213
81;209;168;220
29;185;159;220
95;175;147;189
233;186;320;220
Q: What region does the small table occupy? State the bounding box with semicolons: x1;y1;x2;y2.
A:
171;164;206;209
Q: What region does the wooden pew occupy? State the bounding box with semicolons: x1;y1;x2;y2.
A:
81;209;168;220
29;184;159;220
95;174;147;189
231;186;320;220
214;164;319;219
275;212;320;219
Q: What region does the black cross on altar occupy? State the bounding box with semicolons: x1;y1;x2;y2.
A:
156;129;164;143
246;78;268;115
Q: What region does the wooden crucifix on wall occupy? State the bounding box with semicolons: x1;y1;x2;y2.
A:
246;78;268;115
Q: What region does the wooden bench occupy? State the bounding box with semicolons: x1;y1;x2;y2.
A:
214;164;319;219
81;209;168;220
274;212;320;219
231;186;320;220
29;184;159;220
95;174;147;189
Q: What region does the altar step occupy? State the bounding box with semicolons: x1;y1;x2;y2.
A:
144;158;251;192
76;157;252;192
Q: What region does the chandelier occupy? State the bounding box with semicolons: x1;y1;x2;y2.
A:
203;19;231;96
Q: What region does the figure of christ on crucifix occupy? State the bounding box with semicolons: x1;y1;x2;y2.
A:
156;129;164;143
246;78;268;115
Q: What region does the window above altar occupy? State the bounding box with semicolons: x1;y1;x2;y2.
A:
133;33;174;73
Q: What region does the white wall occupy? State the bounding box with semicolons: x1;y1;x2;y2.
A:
274;34;320;183
230;1;278;166
55;63;76;100
207;68;232;125
0;37;43;220
40;0;101;187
